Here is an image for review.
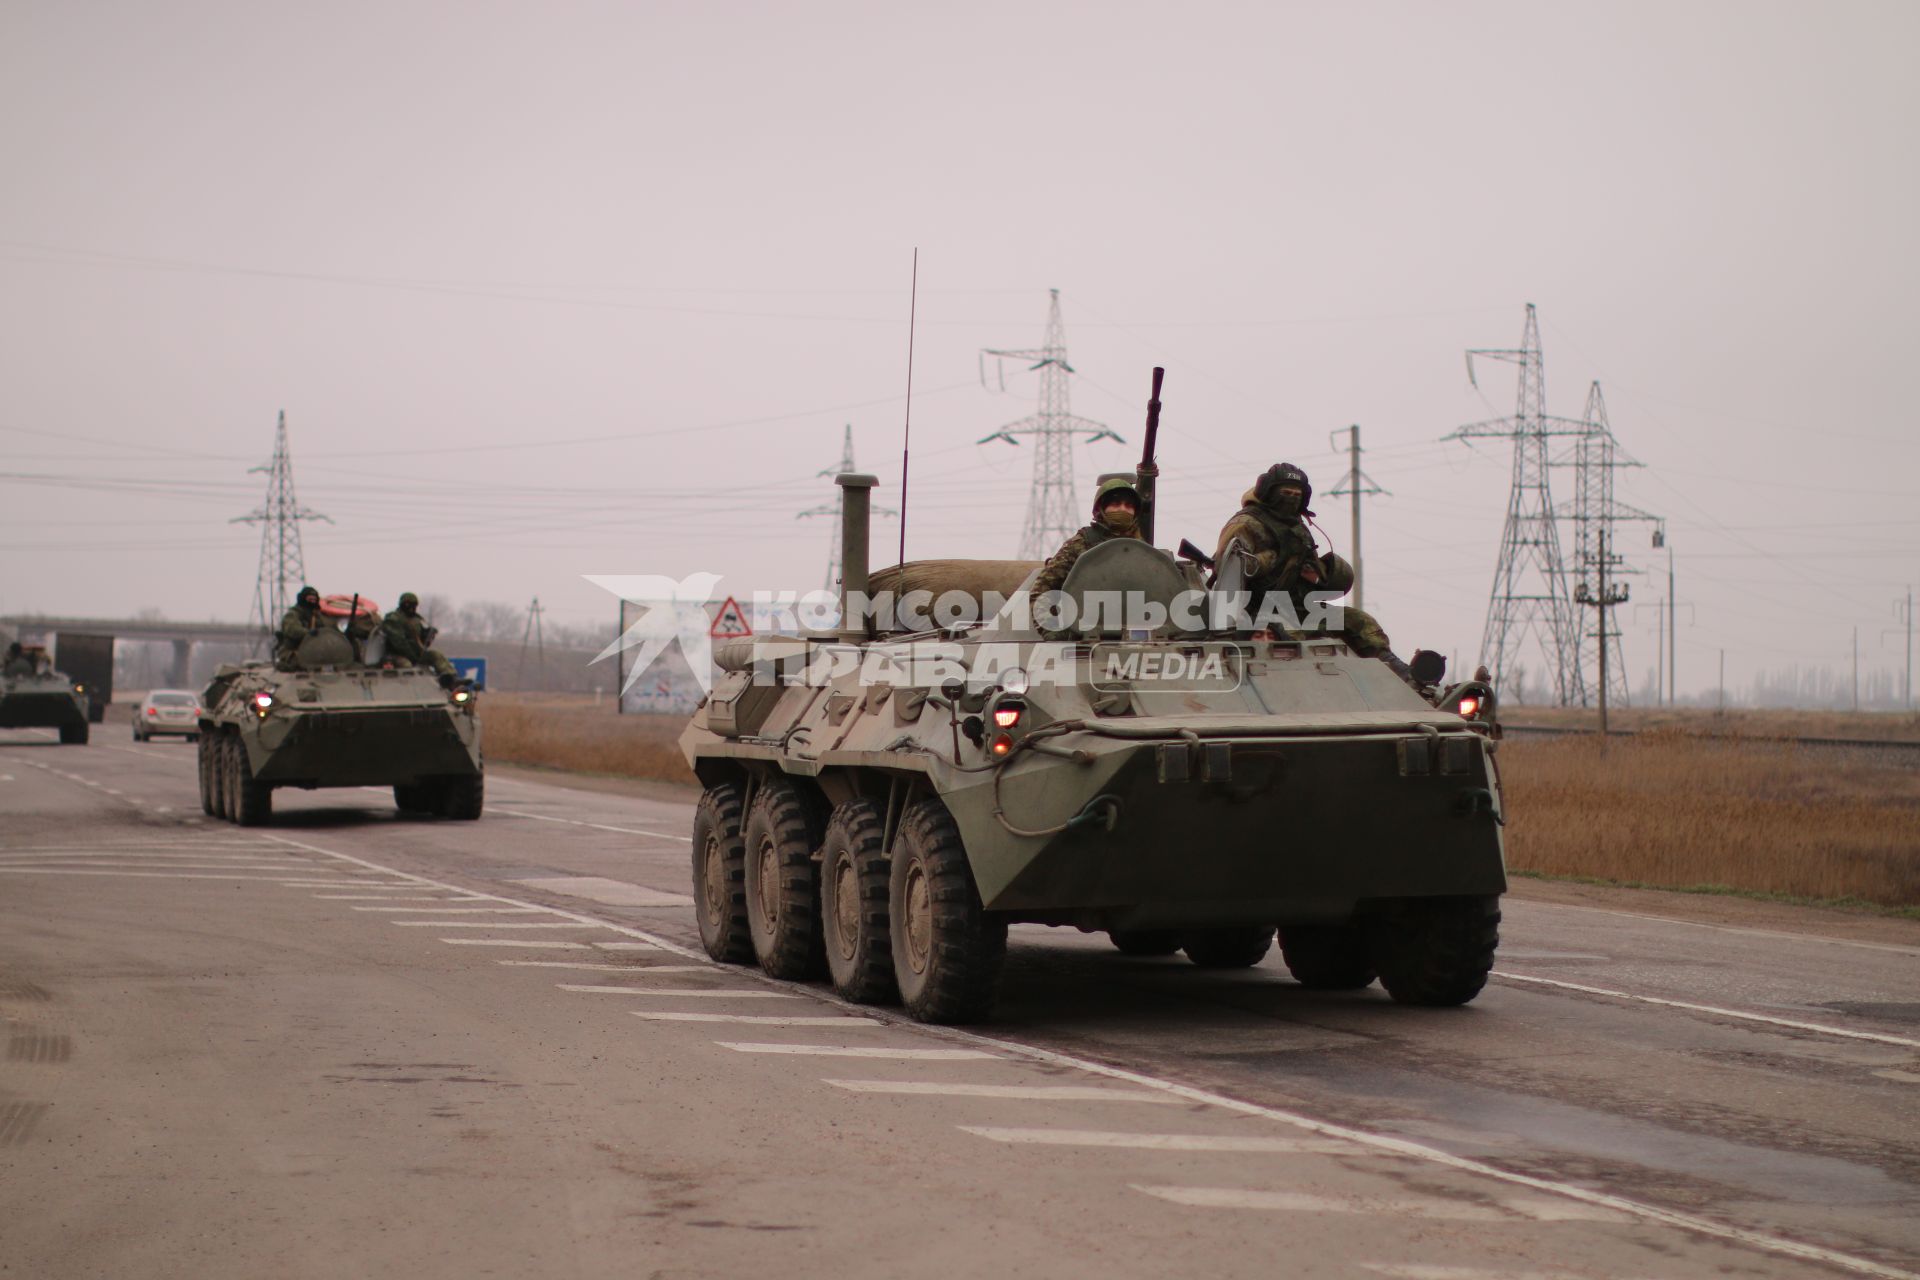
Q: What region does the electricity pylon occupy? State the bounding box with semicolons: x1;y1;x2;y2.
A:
1566;382;1662;707
797;425;895;589
233;411;330;641
518;596;546;689
980;289;1122;560
1446;305;1591;705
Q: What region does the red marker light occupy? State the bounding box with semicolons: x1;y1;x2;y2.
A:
990;734;1014;757
1458;696;1480;718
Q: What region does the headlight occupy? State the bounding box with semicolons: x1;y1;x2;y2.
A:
252;691;274;715
451;688;473;705
1458;695;1480;719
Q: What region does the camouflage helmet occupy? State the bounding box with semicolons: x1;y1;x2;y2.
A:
1091;476;1141;516
296;585;320;606
1253;463;1312;510
398;592;420;611
1317;553;1356;594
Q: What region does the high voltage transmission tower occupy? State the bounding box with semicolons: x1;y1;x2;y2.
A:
233;411;329;641
797;425;894;590
980;289;1121;560
518;596;546;689
1446;305;1593;706
1568;382;1662;708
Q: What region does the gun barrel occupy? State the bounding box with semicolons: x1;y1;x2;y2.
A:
1138;366;1164;543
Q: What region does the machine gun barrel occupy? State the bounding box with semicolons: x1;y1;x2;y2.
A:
1137;366;1164;543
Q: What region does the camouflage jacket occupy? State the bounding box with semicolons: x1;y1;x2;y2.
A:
381;609;430;663
276;604;321;651
2;657;33;678
1029;522;1144;599
1213;496;1319;591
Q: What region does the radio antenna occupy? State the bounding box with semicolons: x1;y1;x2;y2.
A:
898;247;918;567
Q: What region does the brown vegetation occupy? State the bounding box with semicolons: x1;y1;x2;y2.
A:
1499;732;1920;910
1503;704;1920;743
482;694;693;785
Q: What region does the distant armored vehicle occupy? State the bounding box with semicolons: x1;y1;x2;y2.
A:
0;647;92;744
679;456;1505;1025
197;614;482;825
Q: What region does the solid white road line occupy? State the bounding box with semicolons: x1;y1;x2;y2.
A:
316;895;486;902
718;1043;1000;1060
0;869;327;881
556;985;792;998
497;961;712;973
351;906;546;914
823;1081;1181;1104
294;884;426;892
0;861;310;871
593;941;663;951
391;921;592;929
1360;1266;1660;1280
1497;972;1920;1050
1131;1187;1625;1222
1520;897;1920;958
963;1128;1363;1154
489;806;691;843
278;880;413;887
628;1012;879;1026
509;875;695;907
439;939;595;949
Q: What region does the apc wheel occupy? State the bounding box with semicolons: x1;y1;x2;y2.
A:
439;774;484;821
197;735;218;815
691;783;753;965
1279;924;1377;990
58;723;88;745
229;741;272;827
743;782;825;981
889;799;1006;1024
131;726;145;742
1109;929;1182;957
394;783;434;814
818;798;897;1005
217;736;240;822
1182;925;1275;969
1370;896;1500;1007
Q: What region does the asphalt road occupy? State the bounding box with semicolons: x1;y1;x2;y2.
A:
3;728;1917;1279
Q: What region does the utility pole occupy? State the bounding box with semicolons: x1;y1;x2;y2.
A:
233;410;330;645
1718;649;1726;714
1574;527;1629;737
1886;590;1914;712
1852;626;1859;713
1668;544;1677;705
1326;425;1386;612
519;596;546;690
981;290;1122;560
798;425;896;589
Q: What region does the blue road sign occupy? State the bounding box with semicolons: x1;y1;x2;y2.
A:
451;657;487;690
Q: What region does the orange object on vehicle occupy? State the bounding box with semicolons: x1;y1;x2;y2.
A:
318;594;381;619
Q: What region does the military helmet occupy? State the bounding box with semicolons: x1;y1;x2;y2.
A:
1318;553;1356;594
399;592;420;611
1091;476;1141;516
1253;463;1312;510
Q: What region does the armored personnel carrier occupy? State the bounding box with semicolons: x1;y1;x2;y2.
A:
0;647;92;744
197;612;482;826
679;413;1505;1026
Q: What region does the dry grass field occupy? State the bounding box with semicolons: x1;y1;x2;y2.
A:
1504;704;1920;742
482;695;1920;913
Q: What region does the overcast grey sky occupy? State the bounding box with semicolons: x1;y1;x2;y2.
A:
2;0;1915;700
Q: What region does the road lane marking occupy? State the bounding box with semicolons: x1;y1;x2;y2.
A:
498;961;713;972
1873;1068;1920;1084
278;880;414;888
594;941;664;951
718;1043;1000;1059
0;869;330;881
509;875;695;907
629;1012;880;1025
489;806;690;843
556;984;793;998
391;920;595;929
0;859;311;870
438;939;594;949
317;895;487;901
1359;1266;1660;1280
1131;1187;1625;1222
964;1128;1364;1153
824;1081;1181;1104
1519;898;1920;957
352;906;547;914
1496;972;1920;1050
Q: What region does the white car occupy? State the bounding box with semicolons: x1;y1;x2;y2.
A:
134;690;201;742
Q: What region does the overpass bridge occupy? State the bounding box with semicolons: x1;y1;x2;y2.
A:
0;616;264;689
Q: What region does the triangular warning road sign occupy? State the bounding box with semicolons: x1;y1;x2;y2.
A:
708;595;752;639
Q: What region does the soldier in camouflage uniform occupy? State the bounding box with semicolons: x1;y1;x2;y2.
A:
274;586;324;668
3;642;33;678
382;592;459;685
1213;463;1416;683
1029;477;1148;606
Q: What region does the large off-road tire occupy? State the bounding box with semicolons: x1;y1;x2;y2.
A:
888;799;1006;1024
59;723;88;745
197;735;218;816
1109;929;1183;957
439;773;484;821
229;740;272;827
818;798;897;1005
691;783;754;964
743;781;825;980
131;726;145;742
1182;925;1275;969
217;735;240;822
1279;924;1377;990
394;783;434;814
1370;895;1501;1007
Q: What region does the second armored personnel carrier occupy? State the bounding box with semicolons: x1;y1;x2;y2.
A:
198;617;482;825
680;459;1505;1025
0;648;92;745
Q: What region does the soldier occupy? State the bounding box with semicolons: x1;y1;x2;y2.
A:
1028;477;1147;605
382;592;460;686
275;586;324;667
1213;463;1417;683
3;642;33;678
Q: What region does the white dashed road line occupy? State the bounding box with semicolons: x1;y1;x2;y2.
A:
1131;1187;1627;1222
351;906;548;914
718;1044;1001;1060
489;806;690;843
555;985;793;998
391;920;597;929
498;961;711;973
962;1128;1365;1154
823;1081;1181;1104
1497;972;1920;1050
628;1012;880;1026
438;939;596;949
